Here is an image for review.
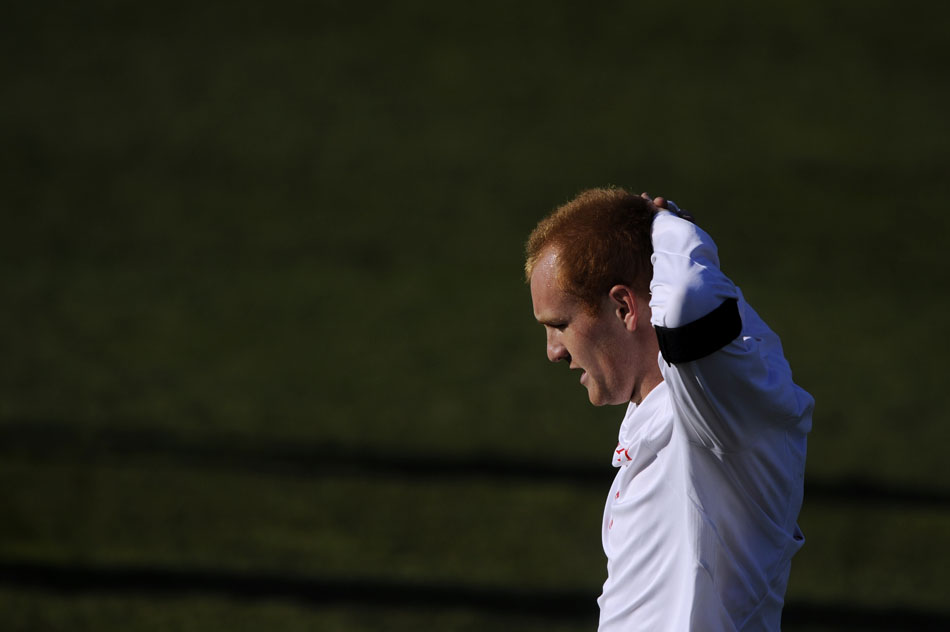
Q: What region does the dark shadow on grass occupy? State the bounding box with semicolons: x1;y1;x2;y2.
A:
3;420;950;509
2;558;949;630
1;558;597;619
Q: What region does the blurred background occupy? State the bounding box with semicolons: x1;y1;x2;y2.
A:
2;1;948;630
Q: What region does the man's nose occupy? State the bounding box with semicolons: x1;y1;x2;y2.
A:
547;334;568;363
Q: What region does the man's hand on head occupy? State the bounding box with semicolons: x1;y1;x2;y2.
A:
641;192;696;224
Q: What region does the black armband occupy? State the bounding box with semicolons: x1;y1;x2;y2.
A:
654;298;742;365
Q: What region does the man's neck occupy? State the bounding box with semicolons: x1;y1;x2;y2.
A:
631;368;664;406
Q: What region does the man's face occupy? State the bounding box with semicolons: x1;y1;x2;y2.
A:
530;248;636;406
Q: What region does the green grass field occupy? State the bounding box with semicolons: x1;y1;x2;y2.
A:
2;1;949;629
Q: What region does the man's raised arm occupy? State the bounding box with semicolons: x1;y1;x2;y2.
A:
646;199;814;449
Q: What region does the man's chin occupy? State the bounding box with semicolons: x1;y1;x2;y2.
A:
586;387;628;407
586;388;609;407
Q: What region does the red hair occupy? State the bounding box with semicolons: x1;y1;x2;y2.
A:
525;187;654;311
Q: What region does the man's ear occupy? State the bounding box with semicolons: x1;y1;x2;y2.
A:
608;285;638;331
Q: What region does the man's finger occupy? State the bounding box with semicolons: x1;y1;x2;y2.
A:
640;192;660;214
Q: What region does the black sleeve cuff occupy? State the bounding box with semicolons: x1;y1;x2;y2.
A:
654;298;742;365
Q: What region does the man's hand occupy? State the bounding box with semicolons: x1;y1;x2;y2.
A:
641;192;696;223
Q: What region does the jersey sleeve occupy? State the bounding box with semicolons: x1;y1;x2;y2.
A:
649;211;814;450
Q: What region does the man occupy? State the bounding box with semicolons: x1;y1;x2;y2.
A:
526;188;813;631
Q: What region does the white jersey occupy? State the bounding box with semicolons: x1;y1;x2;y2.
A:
597;212;814;631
